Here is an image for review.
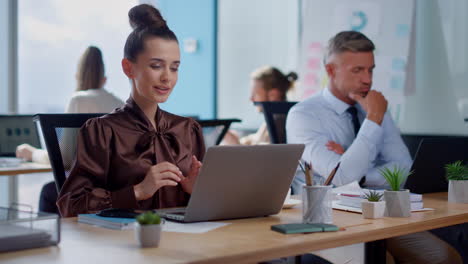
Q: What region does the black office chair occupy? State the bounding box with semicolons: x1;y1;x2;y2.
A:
254;102;297;144
197;119;241;148
401;134;467;159
33;113;105;193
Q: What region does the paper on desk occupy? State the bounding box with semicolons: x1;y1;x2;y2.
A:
332;201;434;213
331;181;362;195
163;221;230;233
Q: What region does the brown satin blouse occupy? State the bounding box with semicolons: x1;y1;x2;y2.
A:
57;98;205;217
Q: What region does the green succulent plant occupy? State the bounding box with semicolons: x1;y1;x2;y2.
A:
136;211;161;225
380;166;412;191
445;161;468;181
363;190;383;202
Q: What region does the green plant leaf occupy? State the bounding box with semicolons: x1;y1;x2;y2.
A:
136;211;161;225
363;190;383;202
445;161;468;181
379;166;411;191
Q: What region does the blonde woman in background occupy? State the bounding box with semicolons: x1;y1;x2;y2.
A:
16;46;124;213
16;46;123;163
222;66;298;145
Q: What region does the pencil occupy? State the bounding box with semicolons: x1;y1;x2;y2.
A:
305;162;313;186
299;161;313;186
324;162;340;185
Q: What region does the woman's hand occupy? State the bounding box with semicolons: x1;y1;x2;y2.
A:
133;162;185;201
180;155;202;194
221;130;240;145
16;144;37;161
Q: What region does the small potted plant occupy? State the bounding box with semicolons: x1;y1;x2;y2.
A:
446;161;468;203
381;166;412;217
361;190;385;219
135;211;164;248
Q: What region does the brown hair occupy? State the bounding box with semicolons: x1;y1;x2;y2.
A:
324;31;375;64
251;66;298;101
124;4;178;62
76;46;105;91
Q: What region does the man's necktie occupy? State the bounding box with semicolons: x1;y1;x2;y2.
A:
347;106;365;186
347;106;361;136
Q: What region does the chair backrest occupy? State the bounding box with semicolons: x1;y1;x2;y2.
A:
401;134;467;159
254;102;298;144
33;113;105;192
405;136;468;194
197;119;241;148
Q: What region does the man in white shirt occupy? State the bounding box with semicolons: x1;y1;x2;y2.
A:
287;31;461;264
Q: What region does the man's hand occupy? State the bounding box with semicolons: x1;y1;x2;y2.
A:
180;155;202;194
326;141;344;155
350;90;387;125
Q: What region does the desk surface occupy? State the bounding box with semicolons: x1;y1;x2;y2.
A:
1;192;467;264
0;163;52;176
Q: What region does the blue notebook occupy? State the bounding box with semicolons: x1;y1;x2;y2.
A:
78;214;136;230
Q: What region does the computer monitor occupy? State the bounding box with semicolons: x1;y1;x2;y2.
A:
0;115;41;157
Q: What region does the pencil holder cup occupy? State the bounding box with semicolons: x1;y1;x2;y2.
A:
302;185;333;224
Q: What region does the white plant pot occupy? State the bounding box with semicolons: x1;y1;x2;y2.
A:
384;189;411;217
448;180;468;203
361;201;386;219
135;222;163;248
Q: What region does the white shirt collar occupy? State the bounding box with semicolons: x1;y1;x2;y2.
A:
323;87;352;116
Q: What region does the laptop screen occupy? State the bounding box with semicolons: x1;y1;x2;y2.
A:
0;115;41;157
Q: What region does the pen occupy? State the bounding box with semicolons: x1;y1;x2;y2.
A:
324;162;340;186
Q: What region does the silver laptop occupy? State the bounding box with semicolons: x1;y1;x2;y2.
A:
157;144;305;223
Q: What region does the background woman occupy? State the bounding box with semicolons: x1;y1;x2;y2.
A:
223;66;298;145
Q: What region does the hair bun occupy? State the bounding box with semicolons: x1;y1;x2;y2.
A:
128;4;168;30
286;72;298;82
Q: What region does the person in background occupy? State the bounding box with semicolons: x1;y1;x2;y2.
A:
286;30;461;264
56;4;205;217
16;46;124;214
222;66;298;145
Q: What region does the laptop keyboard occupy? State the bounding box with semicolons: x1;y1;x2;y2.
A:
156;208;187;221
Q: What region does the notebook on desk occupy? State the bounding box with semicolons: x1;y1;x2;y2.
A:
404;137;468;194
157;144;305;223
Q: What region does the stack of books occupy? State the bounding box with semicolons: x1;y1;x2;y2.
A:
337;190;423;210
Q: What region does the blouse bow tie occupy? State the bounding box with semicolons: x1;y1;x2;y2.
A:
135;130;178;153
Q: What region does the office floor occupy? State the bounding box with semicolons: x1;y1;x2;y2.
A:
312;243;364;264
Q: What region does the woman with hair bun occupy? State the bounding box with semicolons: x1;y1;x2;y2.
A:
223;66;298;145
57;4;205;217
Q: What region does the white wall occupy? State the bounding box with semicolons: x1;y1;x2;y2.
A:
400;0;468;135
217;0;299;129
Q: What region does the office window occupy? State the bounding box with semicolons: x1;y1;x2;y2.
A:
17;0;138;211
18;0;137;114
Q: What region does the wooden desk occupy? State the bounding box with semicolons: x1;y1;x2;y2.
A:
1;193;467;264
0;163;52;176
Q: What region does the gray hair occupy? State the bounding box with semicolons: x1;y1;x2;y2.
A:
324;31;375;64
